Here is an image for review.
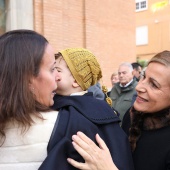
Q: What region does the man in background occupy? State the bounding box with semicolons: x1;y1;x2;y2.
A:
131;62;142;81
109;62;137;122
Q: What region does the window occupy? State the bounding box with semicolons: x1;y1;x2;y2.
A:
0;0;5;35
6;0;33;31
136;3;139;10
136;0;148;12
136;26;148;46
0;0;33;33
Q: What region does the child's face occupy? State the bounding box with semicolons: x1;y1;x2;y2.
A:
55;56;78;95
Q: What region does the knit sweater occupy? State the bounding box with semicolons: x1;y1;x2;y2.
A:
0;111;58;170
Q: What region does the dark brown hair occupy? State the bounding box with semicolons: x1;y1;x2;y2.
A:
0;29;50;144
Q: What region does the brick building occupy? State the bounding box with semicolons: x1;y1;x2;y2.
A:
0;0;136;87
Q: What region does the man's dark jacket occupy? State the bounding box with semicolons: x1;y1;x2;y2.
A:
39;93;134;170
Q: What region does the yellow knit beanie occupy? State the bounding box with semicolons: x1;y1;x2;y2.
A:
60;48;102;90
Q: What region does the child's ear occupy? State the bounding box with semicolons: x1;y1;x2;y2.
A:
72;79;79;88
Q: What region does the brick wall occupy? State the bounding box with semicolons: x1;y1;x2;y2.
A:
34;0;136;87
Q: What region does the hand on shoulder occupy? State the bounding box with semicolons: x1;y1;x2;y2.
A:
67;131;118;170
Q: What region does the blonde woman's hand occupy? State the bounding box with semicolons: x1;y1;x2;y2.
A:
67;131;118;170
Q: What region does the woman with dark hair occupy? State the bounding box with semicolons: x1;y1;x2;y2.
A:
0;29;60;169
68;50;170;170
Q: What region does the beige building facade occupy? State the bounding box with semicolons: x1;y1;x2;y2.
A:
0;0;136;87
136;0;170;61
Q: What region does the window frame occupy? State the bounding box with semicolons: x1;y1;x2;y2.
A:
135;0;148;12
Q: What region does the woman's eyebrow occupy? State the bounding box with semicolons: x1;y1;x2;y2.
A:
150;77;161;87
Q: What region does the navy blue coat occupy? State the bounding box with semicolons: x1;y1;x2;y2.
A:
39;93;134;170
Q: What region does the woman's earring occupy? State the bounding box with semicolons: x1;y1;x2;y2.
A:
31;87;35;94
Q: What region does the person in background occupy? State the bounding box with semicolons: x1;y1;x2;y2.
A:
110;71;119;87
0;29;60;169
109;62;137;122
69;50;170;170
131;62;143;105
107;71;119;97
88;81;105;100
131;62;142;81
43;48;134;170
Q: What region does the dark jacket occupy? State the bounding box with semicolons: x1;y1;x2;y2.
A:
88;82;105;100
123;107;170;170
109;79;137;121
39;93;134;170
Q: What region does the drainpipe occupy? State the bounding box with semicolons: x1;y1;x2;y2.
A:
83;0;86;48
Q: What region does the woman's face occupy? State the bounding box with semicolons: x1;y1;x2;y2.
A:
31;44;60;107
134;62;170;113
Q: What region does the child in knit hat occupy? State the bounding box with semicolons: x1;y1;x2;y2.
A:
54;47;112;104
54;47;102;96
45;48;134;170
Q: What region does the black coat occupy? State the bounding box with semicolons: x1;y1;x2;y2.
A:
39;93;134;170
133;126;170;170
122;107;170;170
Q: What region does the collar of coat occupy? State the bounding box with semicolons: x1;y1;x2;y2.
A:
51;92;120;124
115;78;137;93
129;106;170;151
130;106;170;130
